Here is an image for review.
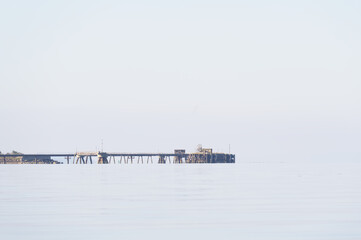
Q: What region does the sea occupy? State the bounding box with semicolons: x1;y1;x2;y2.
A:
0;161;360;240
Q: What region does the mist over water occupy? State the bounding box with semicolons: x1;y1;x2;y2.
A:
1;161;360;240
0;1;360;239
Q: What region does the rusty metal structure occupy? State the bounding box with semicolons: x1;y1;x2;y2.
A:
0;147;235;164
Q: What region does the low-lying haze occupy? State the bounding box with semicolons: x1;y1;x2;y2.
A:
1;1;360;162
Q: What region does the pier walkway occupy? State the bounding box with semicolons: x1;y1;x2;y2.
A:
0;148;235;164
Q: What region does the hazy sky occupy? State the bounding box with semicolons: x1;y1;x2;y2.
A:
1;0;360;161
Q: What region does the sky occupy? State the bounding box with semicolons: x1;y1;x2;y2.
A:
0;0;360;162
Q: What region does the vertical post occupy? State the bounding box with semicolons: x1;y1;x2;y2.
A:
158;155;165;164
97;152;108;164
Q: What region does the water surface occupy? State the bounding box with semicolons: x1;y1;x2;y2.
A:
0;162;360;240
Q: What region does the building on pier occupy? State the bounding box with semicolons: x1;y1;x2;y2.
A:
184;147;235;163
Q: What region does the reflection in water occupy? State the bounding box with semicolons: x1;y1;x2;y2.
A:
0;162;360;240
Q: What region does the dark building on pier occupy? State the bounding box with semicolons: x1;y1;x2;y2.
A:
172;147;235;164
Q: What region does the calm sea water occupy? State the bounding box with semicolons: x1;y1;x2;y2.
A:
0;162;360;240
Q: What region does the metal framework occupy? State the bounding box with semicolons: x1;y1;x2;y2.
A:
0;151;235;164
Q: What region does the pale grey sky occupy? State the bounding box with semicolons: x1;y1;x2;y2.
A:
0;1;360;161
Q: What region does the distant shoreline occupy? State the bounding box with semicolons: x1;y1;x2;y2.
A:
0;156;62;164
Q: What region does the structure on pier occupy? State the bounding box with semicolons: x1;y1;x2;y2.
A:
0;146;235;164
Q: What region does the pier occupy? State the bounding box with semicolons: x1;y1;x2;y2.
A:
0;147;235;164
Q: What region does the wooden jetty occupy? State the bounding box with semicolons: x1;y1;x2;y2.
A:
0;147;235;164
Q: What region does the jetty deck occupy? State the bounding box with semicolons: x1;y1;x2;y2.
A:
0;147;235;164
